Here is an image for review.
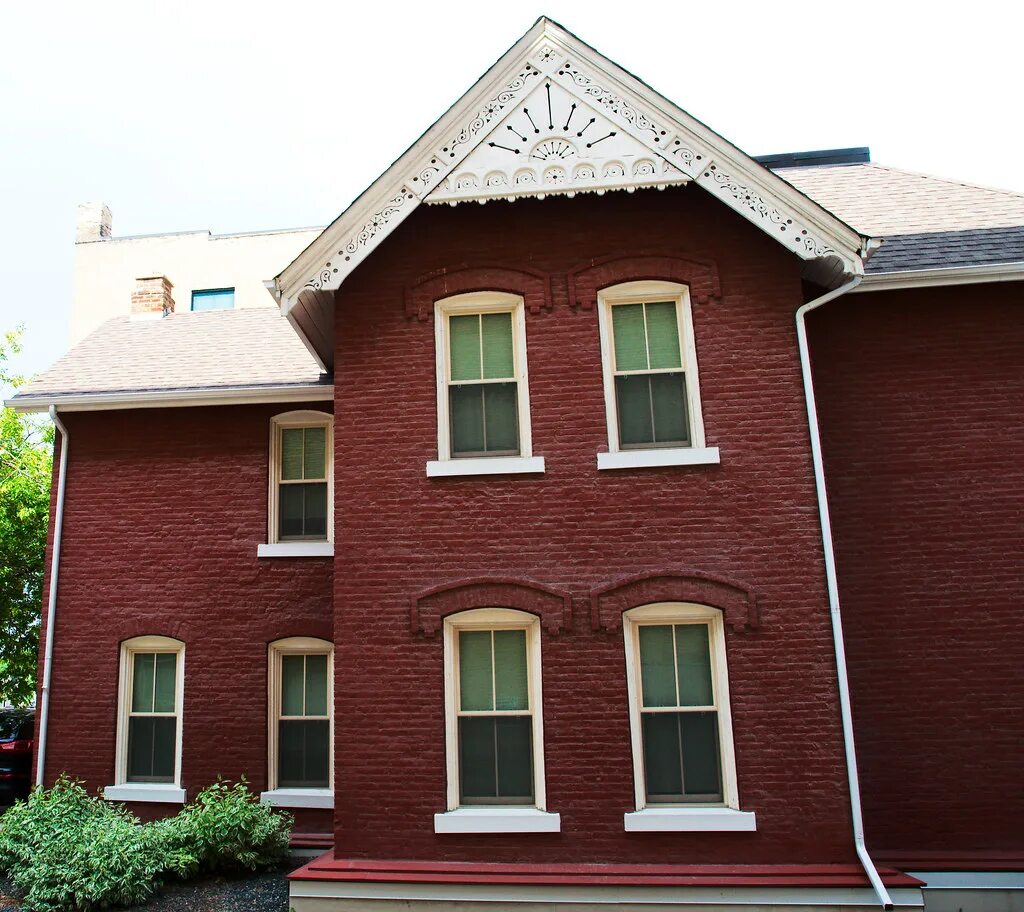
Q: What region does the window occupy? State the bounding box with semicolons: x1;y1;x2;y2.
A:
191;288;235;311
110;636;185;801
442;609;548;813
597;282;716;469
430;293;542;477
264;638;333;804
623;604;739;811
267;411;333;545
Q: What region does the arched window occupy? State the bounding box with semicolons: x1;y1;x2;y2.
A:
107;635;185;804
261;637;334;808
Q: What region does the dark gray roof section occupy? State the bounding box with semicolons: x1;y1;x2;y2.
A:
756;147;870;169
867;226;1024;273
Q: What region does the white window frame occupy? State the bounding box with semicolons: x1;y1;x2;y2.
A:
436;608;559;833
596;281;719;470
428;292;544;478
621;603;754;832
260;410;334;557
261;637;334;809
106;635;186;804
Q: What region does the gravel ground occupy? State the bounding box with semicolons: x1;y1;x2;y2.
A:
0;856;307;911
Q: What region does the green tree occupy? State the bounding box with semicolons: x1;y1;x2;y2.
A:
0;328;53;705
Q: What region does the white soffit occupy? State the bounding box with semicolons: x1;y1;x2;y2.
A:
275;19;866;359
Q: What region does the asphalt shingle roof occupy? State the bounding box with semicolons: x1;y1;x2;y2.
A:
865;226;1024;273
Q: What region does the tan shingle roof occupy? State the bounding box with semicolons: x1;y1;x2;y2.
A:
15;307;327;400
777;163;1024;236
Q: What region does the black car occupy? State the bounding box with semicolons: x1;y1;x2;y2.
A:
0;709;34;804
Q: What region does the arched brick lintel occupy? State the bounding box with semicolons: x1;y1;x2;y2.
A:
568;253;721;310
412;577;572;636
590;570;759;633
405;265;553;321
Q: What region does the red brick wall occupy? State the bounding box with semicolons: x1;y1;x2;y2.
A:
38;403;333;832
809;283;1024;858
330;186;857;864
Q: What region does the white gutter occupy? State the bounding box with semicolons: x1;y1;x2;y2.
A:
854;260;1024;292
796;275;894;911
35;406;69;787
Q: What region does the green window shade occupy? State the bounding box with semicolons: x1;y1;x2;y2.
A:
493;630;529;710
612;304;648;371
638;625;676;707
281;654;305;716
281;428;305;480
449;315;482;381
676;625;713;706
132;653;155;713
303;427;327;479
459;630;494;711
645;301;682;369
153;653;176;713
481;312;514;379
127;716;176;783
305;654;328;716
278;719;329;788
458;716;533;803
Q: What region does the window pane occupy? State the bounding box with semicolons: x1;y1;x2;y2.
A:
450;315;482;381
676;624;713;706
302;483;328;538
642;712;683;801
681;712;722;798
616;375;654;447
450;386;485;455
131;653;155;713
481;312;514;379
493;629;528;710
279;484;304;538
127;716;175;783
483;383;519;454
153;653;176;713
459;716;497;800
281;655;305;716
191;288;235;312
305;654;328;716
638;625;677;707
278;719;329;788
281;428;304;480
651;373;689;444
302;427;327;479
278;483;327;540
459;630;494;712
645;301;682;369
495;716;533;800
612;304;648;371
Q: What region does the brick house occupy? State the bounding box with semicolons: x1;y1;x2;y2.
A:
8;18;1023;912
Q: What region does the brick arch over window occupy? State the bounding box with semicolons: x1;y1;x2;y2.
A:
568;253;721;310
405;265;553;321
411;577;571;636
590;570;758;633
116;621;188;644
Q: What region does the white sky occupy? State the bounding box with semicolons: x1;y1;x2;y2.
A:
1;0;1022;383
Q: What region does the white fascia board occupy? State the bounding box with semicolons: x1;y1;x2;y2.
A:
6;384;333;414
855;261;1024;292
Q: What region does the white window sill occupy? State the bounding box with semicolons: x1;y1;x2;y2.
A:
434;807;561;834
257;542;334;558
597;447;721;470
426;456;545;478
624;806;755;832
260;788;334;809
103;783;186;804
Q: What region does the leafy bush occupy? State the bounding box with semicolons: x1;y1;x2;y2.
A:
0;775;293;911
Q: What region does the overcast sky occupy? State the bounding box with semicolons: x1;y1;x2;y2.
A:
1;0;1021;385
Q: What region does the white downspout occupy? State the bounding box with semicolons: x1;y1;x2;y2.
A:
35;406;69;787
796;275;895;911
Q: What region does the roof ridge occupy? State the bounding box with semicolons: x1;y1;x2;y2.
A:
865;162;1024;200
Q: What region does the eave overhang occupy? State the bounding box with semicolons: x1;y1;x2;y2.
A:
273;18;868;365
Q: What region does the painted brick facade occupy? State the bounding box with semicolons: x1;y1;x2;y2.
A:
37;402;334;832
330;186;856;864
809;283;1024;861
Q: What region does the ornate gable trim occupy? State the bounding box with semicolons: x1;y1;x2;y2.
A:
411;577;572;637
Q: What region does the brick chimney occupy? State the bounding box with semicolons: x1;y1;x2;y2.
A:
131;276;175;317
76;202;112;242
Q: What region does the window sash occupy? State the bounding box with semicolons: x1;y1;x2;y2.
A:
120;646;182;786
272;419;331;544
271;645;333;792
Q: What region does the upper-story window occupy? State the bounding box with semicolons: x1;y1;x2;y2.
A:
268;411;333;545
429;293;543;477
597;281;717;469
191;288;235;311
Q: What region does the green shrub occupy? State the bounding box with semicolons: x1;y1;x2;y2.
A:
0;775;293;911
